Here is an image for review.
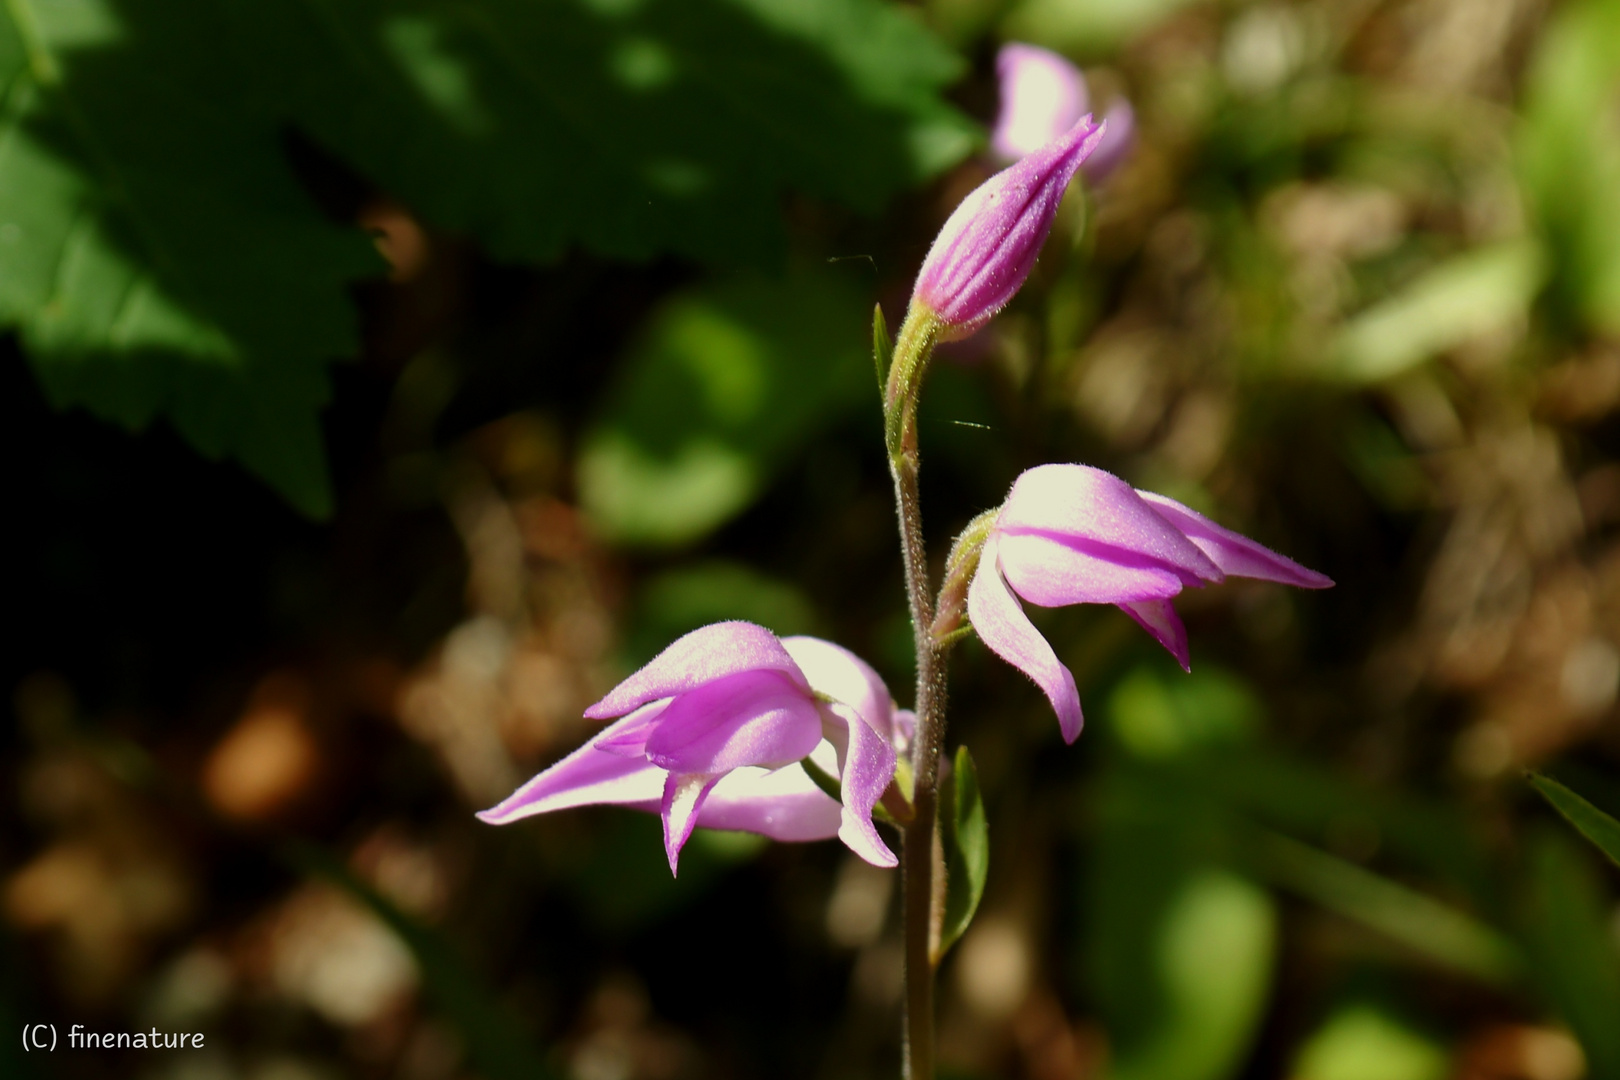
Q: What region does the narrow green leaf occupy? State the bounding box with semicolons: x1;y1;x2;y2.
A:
1520;829;1620;1079
801;755;844;804
1530;773;1620;869
937;744;988;961
873;302;893;390
1258;832;1521;986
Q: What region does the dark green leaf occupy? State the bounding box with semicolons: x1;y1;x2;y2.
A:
270;0;978;267
0;0;383;515
1530;773;1620;869
937;744;987;961
1519;829;1620;1079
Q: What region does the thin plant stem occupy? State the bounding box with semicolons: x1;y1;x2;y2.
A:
886;307;948;1080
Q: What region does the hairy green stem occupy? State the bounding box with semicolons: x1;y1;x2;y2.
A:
886;306;949;1080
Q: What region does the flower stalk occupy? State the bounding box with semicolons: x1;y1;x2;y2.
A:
885;315;948;1080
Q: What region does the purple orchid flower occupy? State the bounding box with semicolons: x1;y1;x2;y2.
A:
477;622;906;874
912;114;1106;340
967;464;1333;742
991;43;1136;182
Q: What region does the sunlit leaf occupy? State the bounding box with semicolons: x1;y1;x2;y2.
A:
1518;0;1620;334
936;745;988;962
1530;773;1620;869
578;265;873;545
1291;1005;1447;1080
1330;240;1546;383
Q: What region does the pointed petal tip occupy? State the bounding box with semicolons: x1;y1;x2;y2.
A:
838;816;899;868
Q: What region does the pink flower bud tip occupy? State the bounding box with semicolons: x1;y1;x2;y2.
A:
912;115;1106;339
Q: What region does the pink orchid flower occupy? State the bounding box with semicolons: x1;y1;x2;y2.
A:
478;622;907;874
968;464;1332;742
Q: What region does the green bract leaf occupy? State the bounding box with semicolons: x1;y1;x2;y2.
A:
873;302;893;390
936;744;988;963
1529;773;1620;869
0;0;383;515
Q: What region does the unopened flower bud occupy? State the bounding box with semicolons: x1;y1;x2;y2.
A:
911;116;1105;339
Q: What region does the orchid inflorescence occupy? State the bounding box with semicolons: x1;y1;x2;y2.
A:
479;45;1330;1079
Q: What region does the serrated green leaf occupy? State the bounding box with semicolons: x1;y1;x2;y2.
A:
1530;773;1620;869
270;0;979;267
0;0;384;515
936;744;987;962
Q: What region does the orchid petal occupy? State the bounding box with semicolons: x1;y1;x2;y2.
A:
585;621;806;720
968;534;1084;742
661;772;721;875
694;765;843;841
997;531;1188;606
825;703;899;868
782;635;898;742
1138;493;1334;589
999;465;1224;583
991;43;1088;162
1118;598;1191;671
591;697;671;757
476;710;668;824
642;669;823;774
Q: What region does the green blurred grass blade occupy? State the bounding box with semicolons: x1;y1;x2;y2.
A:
1330;240;1546;383
1257;833;1521;987
937;745;988;962
1520;829;1620;1080
287;843;558;1080
1518;0;1620;334
1529;773;1620;869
